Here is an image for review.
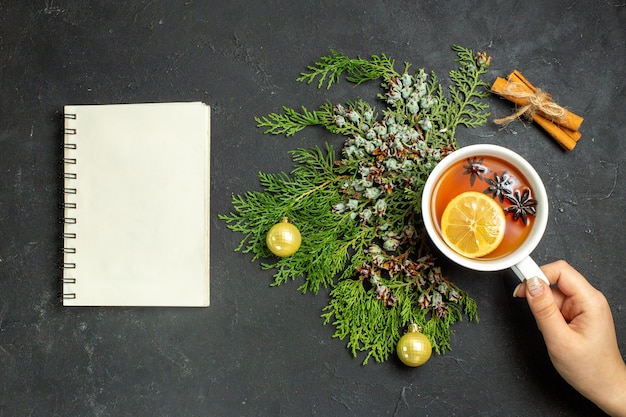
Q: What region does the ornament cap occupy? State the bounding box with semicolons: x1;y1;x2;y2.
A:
407;323;421;333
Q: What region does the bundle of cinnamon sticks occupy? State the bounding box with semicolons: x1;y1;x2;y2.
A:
491;70;584;151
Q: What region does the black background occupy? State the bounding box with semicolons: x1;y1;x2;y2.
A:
1;1;625;416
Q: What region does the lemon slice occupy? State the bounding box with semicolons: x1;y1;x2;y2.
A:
440;191;506;258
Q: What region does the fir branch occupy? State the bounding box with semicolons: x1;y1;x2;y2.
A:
224;45;493;364
254;105;333;136
444;44;492;134
297;49;400;89
322;279;401;364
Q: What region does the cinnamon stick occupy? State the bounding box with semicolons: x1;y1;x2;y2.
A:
491;70;584;151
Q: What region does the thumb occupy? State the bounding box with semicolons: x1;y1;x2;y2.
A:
525;277;568;341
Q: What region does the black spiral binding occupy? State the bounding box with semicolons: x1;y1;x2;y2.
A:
61;112;77;300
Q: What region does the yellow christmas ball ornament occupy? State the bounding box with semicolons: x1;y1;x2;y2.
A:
396;323;432;367
266;217;302;257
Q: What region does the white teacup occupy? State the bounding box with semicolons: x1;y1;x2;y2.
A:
421;144;549;283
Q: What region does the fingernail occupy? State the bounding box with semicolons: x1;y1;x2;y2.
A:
526;277;544;297
512;284;522;298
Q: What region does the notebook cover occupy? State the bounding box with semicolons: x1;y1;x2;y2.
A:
62;102;210;307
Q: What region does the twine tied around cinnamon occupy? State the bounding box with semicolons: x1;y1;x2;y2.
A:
491;70;584;151
493;83;566;126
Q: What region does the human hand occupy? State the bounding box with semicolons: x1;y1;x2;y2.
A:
513;260;626;416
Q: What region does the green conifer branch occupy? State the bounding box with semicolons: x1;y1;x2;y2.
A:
254;106;333;137
296;49;400;89
445;44;492;133
221;45;492;364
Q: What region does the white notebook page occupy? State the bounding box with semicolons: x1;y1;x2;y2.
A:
62;102;210;306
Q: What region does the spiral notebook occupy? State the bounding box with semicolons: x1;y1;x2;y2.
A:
62;102;211;307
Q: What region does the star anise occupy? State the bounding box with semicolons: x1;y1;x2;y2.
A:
505;188;537;225
483;171;514;202
462;157;489;186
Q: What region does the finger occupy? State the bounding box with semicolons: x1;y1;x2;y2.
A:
540;260;596;297
524;277;570;343
514;281;566;310
513;282;526;298
550;287;566;310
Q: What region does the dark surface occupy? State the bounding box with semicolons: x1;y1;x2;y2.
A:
1;1;625;416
